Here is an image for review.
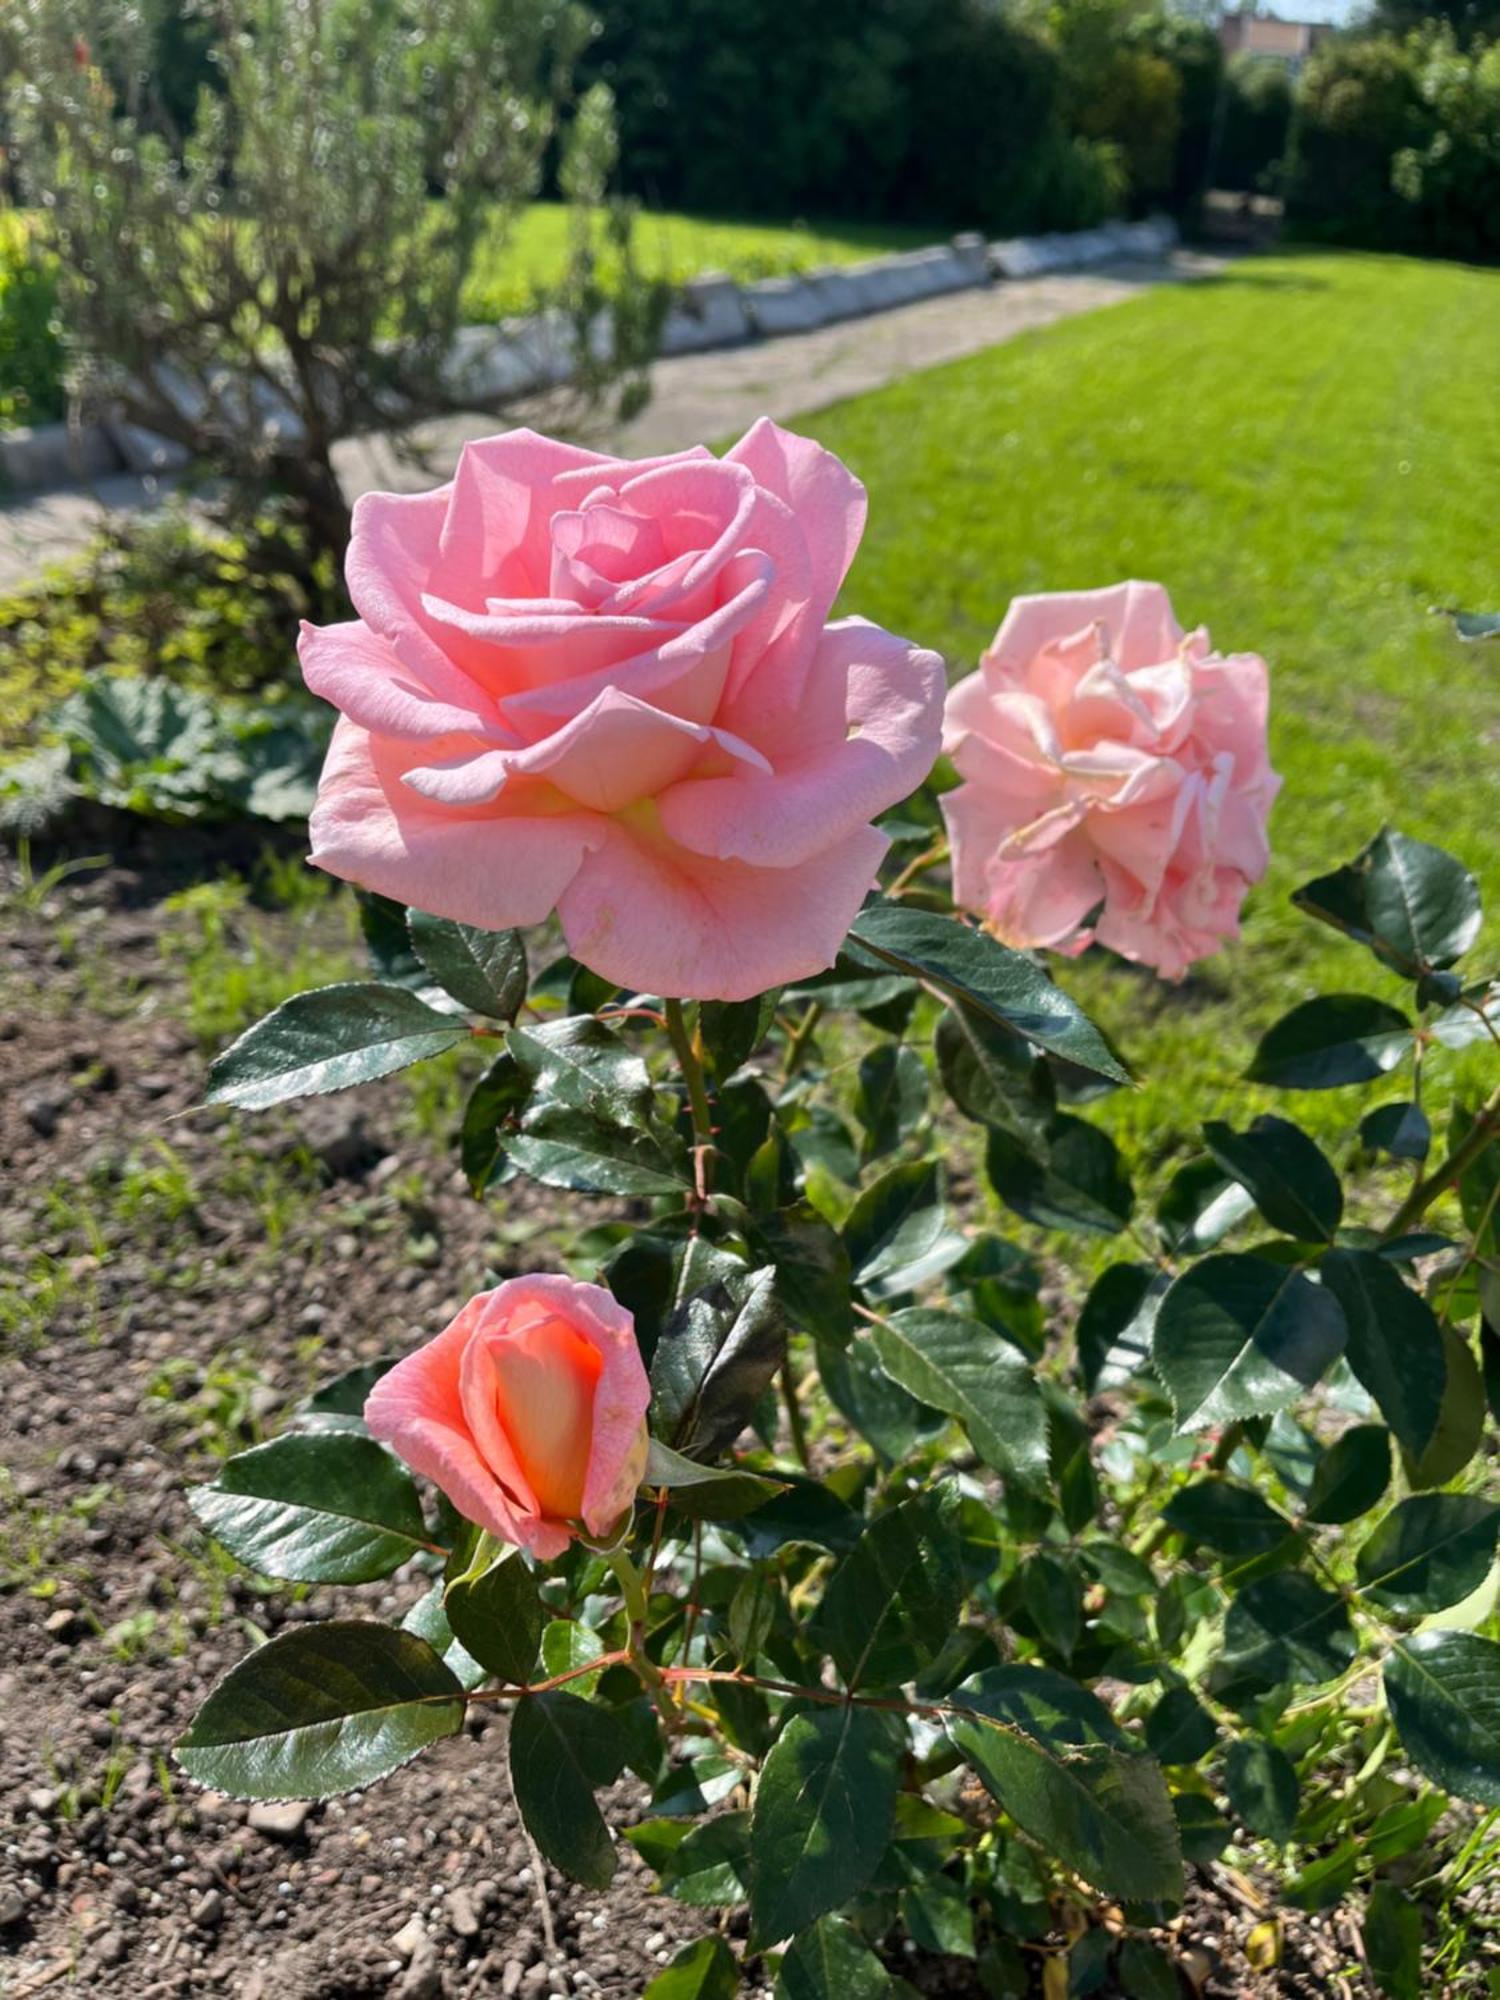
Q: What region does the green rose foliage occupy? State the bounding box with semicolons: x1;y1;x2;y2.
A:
179;828;1499;1984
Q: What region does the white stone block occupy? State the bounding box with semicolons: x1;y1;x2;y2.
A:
801;267;867;322
659;273;751;353
741;276;827;337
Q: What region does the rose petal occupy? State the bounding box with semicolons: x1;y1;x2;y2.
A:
309;717;603;926
558;819;890;1002
658;620;943;869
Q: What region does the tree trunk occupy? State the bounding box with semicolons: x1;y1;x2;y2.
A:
271;447;355;584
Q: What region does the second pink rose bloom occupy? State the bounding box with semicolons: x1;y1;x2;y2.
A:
942;581;1280;980
300;419;945;1002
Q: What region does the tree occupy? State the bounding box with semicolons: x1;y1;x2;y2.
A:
3;0;659;567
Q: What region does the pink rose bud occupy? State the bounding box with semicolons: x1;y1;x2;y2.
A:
942;582;1280;980
365;1276;650;1561
299;420;944;1002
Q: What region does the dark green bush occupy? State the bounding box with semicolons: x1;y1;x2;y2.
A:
585;0;1115;232
1285;26;1500;259
0;211;66;429
1218;54;1295;196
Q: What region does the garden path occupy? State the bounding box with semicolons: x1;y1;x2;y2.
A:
0;252;1221;588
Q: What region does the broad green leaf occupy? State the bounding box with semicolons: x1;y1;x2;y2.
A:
1161;1479;1293;1557
606;1232;745;1369
643;1438;786;1519
1383;1630;1500;1804
1304;1425;1391;1525
775;1916;892;2000
539;1619;606;1695
933;1001;1055;1143
406;910;527;1020
1245;994;1412;1090
459;1051;526;1193
843;1158;947;1290
748;1704;900;1944
1172;1793;1231;1866
749;1206;852;1345
508;1102;689;1195
401;1584;486;1692
188;1434;431;1584
176;1621;464;1798
871;1308;1050;1487
1360;1101;1431;1163
728;1572;779;1664
1355;1495;1500;1616
813;1491;964;1689
818;1335;944;1464
699;991;780;1079
1144;1686;1217;1765
658;1812;752;1906
1293;829;1481;973
853;1043;928;1159
729;1478;861;1559
507;1014;653;1122
1152;1255;1346;1432
1223;1735;1298;1842
1156;1157;1255;1256
1019;1549;1081;1659
945;1681;1180;1902
944;1664;1126;1750
644;1935;740;2000
902;1870;975;1957
357;890;427;988
1116;1938;1178;2000
847;900;1130;1082
1202;1116;1342;1243
986;1116;1134;1237
444;1542;544;1684
1320;1249;1447;1461
1075;1262;1161;1394
294;1357;397;1434
1402;1323;1484;1489
1362;1882;1423;2000
650;1264;786;1455
206;982;468;1110
650;1755;744;1818
508;1690;627;1887
1222;1574;1356;1689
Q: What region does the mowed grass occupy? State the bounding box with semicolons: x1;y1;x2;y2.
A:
460;202;935;321
801;251;1500;1166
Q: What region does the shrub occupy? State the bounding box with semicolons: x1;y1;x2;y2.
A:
1218;54;1296;195
0;209;65;429
0;504;336;752
149;423;1500;1988
2;0;660;565
586;0;1112;232
1285;25;1500;259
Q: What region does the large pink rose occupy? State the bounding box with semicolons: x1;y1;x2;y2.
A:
299;420;943;1001
942;582;1279;980
365;1275;650;1562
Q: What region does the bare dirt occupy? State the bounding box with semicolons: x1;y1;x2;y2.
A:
0;837;1418;1998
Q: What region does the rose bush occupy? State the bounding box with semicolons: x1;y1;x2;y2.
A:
299;421;944;1000
943;581;1279;977
173;434;1499;1998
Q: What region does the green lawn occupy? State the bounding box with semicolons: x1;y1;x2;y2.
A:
802;251;1500;1163
460;203;935;321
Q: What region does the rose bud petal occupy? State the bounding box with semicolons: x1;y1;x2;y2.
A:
365;1275;650;1562
299;420;944;1001
942;581;1280;980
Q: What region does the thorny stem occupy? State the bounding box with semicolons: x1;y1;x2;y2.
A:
887;838;950;899
665;997;716;1205
781;1000;823;1081
1381;1077;1500;1241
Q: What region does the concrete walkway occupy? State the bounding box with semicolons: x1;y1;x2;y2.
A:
0;253;1219;588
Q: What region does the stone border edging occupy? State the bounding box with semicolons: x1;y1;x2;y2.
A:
0;217;1178;500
